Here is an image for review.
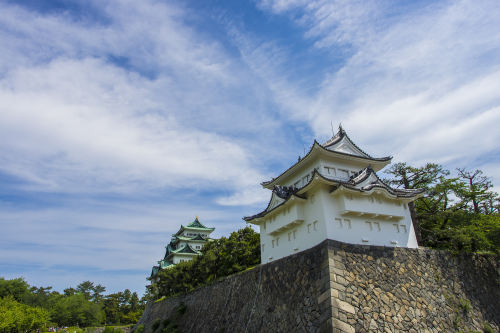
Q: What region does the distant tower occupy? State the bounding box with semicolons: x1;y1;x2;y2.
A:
244;127;423;263
148;217;215;283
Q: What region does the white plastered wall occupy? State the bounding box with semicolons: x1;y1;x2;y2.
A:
324;191;418;248
258;184;418;263
172;254;197;264
260;186;329;263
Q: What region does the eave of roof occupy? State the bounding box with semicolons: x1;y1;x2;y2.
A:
165;243;200;258
261;139;391;190
322;127;385;160
173;225;215;236
245;168;424;223
243;186;307;223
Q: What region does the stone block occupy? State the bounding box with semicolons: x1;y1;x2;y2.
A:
331;298;356;314
318;289;330;304
332;319;355;333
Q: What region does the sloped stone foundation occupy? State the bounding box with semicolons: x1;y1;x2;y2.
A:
137;240;499;332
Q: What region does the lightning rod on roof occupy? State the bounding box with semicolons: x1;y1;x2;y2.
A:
331;121;334;137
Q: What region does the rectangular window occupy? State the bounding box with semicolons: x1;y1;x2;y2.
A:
262;244;265;252
374;222;381;231
338;169;350;179
313;221;318;231
293;230;297;239
276;237;280;246
344;219;352;229
288;232;291;241
400;225;407;233
393;224;400;233
324;166;334;175
294;180;300;188
272;240;275;248
365;221;373;231
335;218;342;228
307;224;311;233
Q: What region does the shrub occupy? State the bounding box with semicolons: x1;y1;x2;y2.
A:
483;323;494;333
103;327;115;333
176;303;186;316
134;324;145;333
152;318;161;332
458;298;471;315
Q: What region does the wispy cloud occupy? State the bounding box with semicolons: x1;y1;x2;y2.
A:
256;0;500;182
0;1;276;204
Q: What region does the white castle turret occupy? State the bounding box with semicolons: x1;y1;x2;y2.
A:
244;126;424;263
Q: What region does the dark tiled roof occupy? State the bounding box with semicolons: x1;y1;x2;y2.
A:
245;167;424;222
261;127;391;188
340;166;425;198
243;185;306;221
322;125;391;161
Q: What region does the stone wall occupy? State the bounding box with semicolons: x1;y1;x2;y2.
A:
323;240;499;332
137;240;499;333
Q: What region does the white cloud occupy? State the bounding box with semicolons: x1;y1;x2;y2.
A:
257;0;500;172
0;58;262;192
0;1;277;204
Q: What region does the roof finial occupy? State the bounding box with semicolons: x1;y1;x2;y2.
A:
195;215;198;220
330;121;335;137
339;123;344;133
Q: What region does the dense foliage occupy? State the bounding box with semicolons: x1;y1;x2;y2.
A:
154;226;260;298
0;277;147;331
0;296;49;332
385;163;500;253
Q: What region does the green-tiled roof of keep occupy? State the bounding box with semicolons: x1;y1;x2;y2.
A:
186;216;213;229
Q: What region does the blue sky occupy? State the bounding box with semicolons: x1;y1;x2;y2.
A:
1;0;499;295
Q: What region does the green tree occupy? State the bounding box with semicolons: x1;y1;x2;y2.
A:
384;162;449;243
50;293;104;327
103;292;122;324
156;227;260;298
0;277;31;302
91;284;106;303
456;168;499;214
386;163;500;253
0;296;49;332
77;281;95;301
